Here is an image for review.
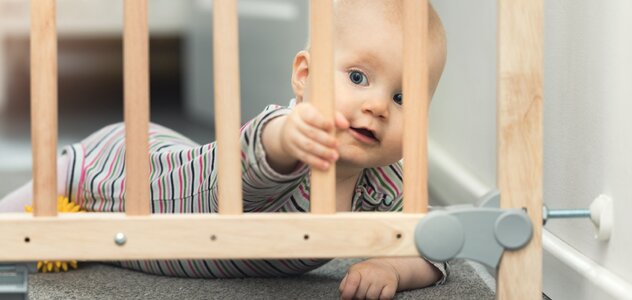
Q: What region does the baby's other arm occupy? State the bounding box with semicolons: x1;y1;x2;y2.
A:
261;102;348;174
339;257;443;299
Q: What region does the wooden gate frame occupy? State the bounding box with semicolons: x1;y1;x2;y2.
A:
0;1;542;299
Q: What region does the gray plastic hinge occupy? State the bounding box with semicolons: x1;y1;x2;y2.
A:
415;190;533;269
0;264;29;300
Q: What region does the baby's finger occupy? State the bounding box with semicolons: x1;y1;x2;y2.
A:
293;134;338;161
297;104;334;130
296;121;337;148
354;279;371;300
340;271;361;300
379;284;397;300
338;273;348;293
366;283;385;300
292;148;331;171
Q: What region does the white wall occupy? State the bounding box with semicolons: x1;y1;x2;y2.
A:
0;0;187;114
183;0;307;125
427;1;497;205
430;0;632;298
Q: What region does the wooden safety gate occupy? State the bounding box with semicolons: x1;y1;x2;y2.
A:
0;1;542;299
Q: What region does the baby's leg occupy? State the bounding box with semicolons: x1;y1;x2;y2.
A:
0;155;69;212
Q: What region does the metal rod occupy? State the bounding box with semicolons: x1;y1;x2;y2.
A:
542;205;591;225
547;209;590;219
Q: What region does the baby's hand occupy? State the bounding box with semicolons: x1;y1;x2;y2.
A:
281;102;349;170
339;259;400;300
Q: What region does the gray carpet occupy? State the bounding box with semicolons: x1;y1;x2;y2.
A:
26;259;494;299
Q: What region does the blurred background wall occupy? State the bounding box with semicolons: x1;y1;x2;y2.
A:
0;0;308;197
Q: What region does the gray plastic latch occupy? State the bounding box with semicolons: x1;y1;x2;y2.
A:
0;264;29;300
476;189;500;208
415;206;533;269
414;212;464;262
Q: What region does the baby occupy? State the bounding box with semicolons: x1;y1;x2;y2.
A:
0;0;448;299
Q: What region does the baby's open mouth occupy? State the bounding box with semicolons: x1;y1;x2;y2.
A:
350;127;378;142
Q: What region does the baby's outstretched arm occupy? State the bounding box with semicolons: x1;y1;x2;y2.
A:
339;257;442;299
0;155;69;212
262;102;349;173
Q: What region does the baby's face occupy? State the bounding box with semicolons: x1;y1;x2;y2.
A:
330;4;407;169
294;1;441;170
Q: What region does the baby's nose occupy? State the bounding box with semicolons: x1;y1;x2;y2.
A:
361;97;389;119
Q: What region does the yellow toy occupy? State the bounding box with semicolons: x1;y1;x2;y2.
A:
25;196;82;272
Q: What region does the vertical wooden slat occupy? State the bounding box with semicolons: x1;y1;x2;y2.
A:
308;0;335;214
402;0;429;214
30;0;58;217
123;0;151;215
213;0;243;214
496;0;543;299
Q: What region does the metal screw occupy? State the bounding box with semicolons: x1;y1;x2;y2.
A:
543;205;591;225
114;233;127;246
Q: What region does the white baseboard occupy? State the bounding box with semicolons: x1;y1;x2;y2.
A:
428;138;490;206
543;232;632;300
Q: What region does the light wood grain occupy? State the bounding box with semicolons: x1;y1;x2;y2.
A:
213;0;243;215
30;0;58;217
308;0;336;214
496;0;543;299
14;3;549;291
402;0;429;214
0;212;425;260
124;0;151;215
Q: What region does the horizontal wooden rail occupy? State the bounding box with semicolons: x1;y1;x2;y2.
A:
0;212;424;261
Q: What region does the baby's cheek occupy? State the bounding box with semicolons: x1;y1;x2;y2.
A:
383;141;404;164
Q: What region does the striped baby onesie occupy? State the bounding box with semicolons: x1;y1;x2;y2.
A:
62;103;448;282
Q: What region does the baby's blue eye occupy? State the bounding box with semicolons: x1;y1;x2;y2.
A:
393;93;403;105
349;71;368;86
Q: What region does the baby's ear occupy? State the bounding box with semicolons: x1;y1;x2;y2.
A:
291;50;310;102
